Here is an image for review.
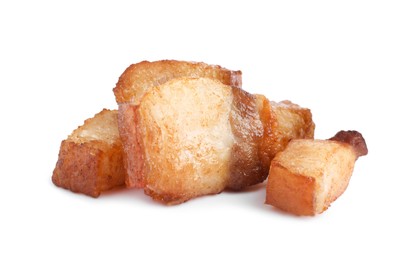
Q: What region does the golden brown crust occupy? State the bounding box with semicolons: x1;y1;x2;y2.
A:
52;139;125;197
143;188;191;205
266;138;361;216
258;99;315;175
52;141;101;197
52;110;125;197
265;162;316;216
113;60;242;104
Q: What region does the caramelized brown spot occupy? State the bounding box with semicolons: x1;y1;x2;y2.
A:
329;130;368;158
227;88;265;190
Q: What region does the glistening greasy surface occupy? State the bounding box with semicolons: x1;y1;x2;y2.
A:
227;87;264;190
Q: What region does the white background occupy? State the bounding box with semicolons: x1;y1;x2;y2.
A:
1;0;412;259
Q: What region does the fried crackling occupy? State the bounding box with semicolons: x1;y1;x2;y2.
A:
266;130;367;215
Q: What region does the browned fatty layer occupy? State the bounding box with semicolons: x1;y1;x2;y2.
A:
113;60;242;104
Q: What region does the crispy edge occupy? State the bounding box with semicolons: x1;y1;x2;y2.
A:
258;98;315;174
265;161;316;216
53;141;99;197
266;139;359;216
52;138;125;198
144;187;193;206
113;60;242;104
